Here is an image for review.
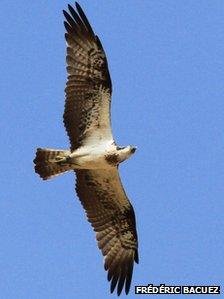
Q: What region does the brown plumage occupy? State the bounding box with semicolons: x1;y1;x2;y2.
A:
63;3;112;151
76;169;138;295
34;2;139;296
34;148;71;180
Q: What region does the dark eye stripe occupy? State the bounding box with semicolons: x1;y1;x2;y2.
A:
116;146;125;150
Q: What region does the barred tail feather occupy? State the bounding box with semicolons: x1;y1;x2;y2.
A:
34;148;71;180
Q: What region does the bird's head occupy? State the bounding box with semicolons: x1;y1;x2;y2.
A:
117;145;137;154
115;145;137;163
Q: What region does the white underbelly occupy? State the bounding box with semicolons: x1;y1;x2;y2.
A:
69;143;114;169
74;153;110;169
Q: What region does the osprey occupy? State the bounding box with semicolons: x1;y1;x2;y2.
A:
34;2;138;296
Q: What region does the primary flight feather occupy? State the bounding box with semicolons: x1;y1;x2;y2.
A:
34;2;138;295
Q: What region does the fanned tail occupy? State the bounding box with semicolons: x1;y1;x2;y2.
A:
33;148;72;180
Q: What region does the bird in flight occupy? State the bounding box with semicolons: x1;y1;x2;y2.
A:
34;2;138;295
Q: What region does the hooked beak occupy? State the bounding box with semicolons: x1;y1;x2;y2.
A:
131;146;137;154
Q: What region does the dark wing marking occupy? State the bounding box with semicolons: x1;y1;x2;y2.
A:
75;168;139;296
63;3;113;150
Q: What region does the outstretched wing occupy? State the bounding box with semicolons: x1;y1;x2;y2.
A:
75;168;139;296
63;3;113;151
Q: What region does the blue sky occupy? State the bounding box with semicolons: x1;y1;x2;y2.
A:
0;1;223;298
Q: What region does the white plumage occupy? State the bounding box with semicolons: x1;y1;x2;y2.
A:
34;2;138;295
